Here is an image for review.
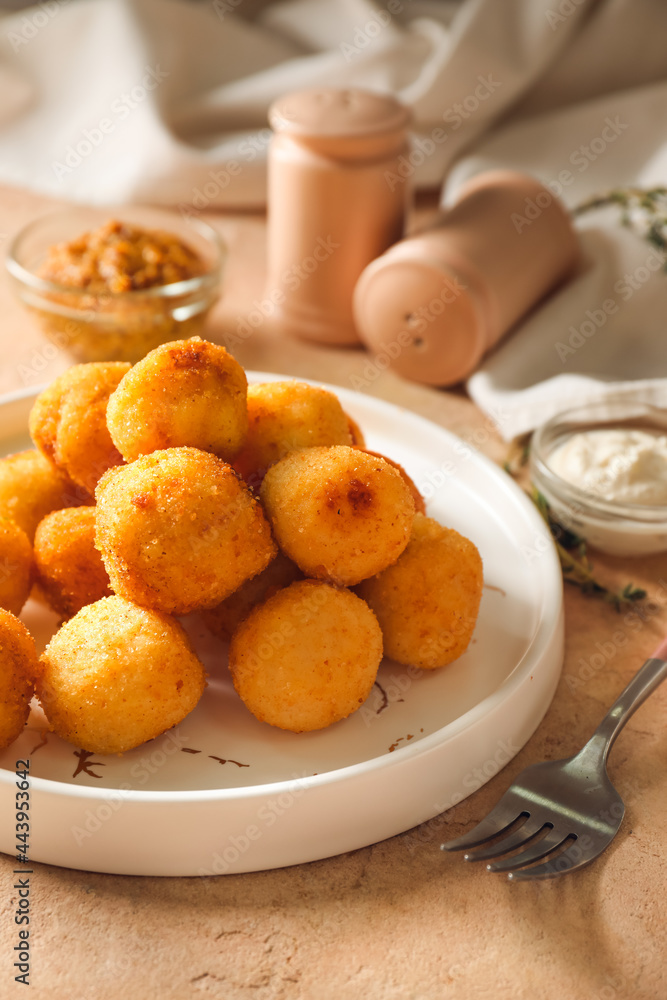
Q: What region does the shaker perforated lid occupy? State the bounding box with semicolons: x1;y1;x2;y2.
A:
353;252;489;387
269;88;411;138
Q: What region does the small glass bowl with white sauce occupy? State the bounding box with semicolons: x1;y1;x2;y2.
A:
530;401;667;557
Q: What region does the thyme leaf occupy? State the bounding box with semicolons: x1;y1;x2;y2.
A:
502;444;647;610
532;487;646;610
573;186;667;268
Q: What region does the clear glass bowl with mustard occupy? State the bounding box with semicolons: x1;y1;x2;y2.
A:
6;207;225;364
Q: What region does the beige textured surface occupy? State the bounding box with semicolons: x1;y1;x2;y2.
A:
0;186;666;999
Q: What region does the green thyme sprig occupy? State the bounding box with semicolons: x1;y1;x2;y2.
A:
502;434;531;477
573;186;667;265
531;487;646;610
501;442;646;609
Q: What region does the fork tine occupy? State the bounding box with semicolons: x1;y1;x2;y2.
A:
441;801;529;852
506;840;596;881
486;828;566;873
463;820;547;863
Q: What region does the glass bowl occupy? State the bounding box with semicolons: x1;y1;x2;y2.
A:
530;401;667;557
6;206;225;364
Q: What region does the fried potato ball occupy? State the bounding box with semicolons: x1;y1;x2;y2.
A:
106;337;248;463
0;449;76;541
229;580;382;732
355;513;483;669
36;596;206;754
0;609;37;749
0;520;32;616
356;449;426;515
29;362;130;498
34;507;111;619
95;447;277;615
202;550;302;642
233;381;352;485
260;446;415;586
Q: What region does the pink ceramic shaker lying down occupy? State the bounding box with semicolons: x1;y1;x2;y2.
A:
353;170;581;385
266;88;411;346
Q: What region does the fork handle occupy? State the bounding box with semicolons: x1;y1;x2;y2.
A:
582;641;667;765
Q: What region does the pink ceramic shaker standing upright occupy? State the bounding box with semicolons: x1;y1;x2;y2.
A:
266;88;412;346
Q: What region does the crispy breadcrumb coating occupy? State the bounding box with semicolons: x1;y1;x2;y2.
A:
229;580;382;732
29;362;129;498
260;445;415;586
95;447;276;615
34;507;111;619
37;595;206;754
356;514;483;668
106;338;247;463
0;609;37;749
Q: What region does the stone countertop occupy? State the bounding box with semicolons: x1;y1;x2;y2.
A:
0;186;665;1000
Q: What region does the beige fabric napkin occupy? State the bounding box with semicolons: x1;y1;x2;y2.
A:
451;74;667;440
2;0;667;436
3;0;660;208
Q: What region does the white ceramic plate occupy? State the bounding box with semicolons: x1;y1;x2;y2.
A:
0;376;563;876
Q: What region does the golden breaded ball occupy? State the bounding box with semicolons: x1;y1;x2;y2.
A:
29;362;130;499
34;507;111;619
106;337;248;463
356;448;426;515
36;596;206;754
229;580;382;732
0;520;32;616
202;550;302;642
95;447;277;615
0;610;37;749
260;446;415;586
356;514;483;669
0;449;76;541
233;381;352;485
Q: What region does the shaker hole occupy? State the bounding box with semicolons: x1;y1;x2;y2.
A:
403;313;426;348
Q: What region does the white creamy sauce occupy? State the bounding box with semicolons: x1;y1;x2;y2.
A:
548;429;667;505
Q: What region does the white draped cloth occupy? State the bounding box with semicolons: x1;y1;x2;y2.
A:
2;0;667;437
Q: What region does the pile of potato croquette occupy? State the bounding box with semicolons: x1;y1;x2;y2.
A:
0;337;484;756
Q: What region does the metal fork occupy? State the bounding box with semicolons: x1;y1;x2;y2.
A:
441;637;667;880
